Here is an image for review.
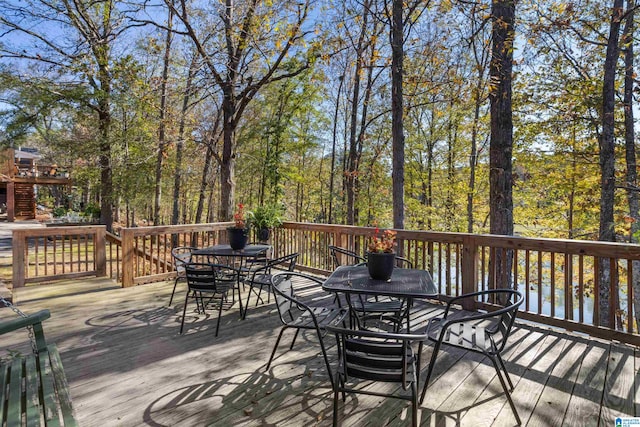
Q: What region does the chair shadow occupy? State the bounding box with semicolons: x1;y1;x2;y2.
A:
142;356;336;426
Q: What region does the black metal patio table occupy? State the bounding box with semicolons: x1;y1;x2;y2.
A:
192;244;272;317
322;264;437;332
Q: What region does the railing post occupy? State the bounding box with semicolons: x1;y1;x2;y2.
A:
12;229;26;288
94;226;107;277
121;228;134;287
461;235;478;310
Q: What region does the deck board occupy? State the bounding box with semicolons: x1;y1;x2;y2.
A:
600;343;636;424
527;335;587;427
1;277;638;426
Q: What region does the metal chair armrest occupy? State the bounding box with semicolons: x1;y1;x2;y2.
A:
442;289;516;317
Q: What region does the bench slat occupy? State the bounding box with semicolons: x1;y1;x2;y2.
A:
7;358;24;427
2;310;77;427
1;363;9;425
24;355;41;427
38;351;61;427
48;346;77;427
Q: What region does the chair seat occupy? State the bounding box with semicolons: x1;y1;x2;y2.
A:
427;318;494;353
190;282;234;294
290;307;347;329
249;273;272;286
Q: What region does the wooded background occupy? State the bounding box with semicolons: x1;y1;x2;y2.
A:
0;0;635;245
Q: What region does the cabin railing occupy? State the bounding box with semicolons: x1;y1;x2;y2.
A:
12;226;109;288
11;221;640;345
119;222;231;286
271;222;640;346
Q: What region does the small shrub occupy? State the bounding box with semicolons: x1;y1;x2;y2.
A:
83;203;100;220
52;207;67;218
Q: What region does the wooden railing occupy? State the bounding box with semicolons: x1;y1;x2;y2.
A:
120;223;231;286
12;221;640;345
271;222;640;346
12;226;109;288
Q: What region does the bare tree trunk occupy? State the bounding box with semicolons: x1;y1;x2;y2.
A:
345;0;369;226
598;0;624;328
154;7;173;225
468;94;481;233
329;74;344;224
391;0;405;230
172;53;197;226
98;89;113;231
489;0;516;287
623;0;640;332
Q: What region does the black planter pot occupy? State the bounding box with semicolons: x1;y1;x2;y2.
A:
227;227;248;250
366;252;395;280
257;227;270;242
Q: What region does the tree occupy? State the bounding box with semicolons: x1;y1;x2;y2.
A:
388;0;429;230
169;0;318;220
0;0;143;231
489;0;516;286
597;0;624;328
622;0;640;332
153;6;175;225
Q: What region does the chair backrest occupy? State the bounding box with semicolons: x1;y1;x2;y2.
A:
270;272;322;326
184;263;236;291
326;326;426;389
268;252;299;272
172;246;195;272
484;289;524;352
394;256;413;268
329;246;366;268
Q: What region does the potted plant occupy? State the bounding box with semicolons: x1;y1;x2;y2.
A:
366;227;397;280
249;203;284;242
228;203;250;250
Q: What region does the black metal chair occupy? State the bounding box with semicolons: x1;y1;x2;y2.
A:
326;325;427;427
243;252;299;319
180;262;238;336
267;272;348;388
169;246;196;306
419;289;524;424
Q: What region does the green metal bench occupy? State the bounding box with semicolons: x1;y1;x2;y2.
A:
1;309;78;426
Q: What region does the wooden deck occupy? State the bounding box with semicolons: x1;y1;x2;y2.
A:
1;277;639;426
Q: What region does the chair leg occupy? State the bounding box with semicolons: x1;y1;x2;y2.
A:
488;355;521;425
243;285;253;320
419;340;441;404
316;328;334;389
255;286;263;306
169;276;180;306
266;326;287;371
289;329;300;350
333;385;339;427
215;293;224;337
496;353;514;390
411;380;418;427
179;291;190;334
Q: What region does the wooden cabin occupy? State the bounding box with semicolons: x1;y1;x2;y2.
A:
0;148;71;221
